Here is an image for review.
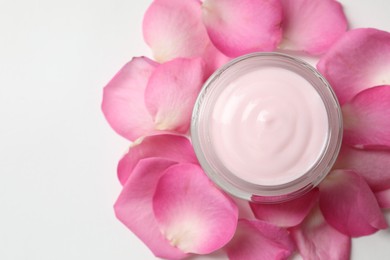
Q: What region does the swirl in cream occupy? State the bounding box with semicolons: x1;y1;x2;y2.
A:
210;67;329;185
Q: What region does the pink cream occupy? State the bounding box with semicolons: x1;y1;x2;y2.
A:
210;67;329;186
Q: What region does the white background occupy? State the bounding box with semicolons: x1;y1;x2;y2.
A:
0;0;389;259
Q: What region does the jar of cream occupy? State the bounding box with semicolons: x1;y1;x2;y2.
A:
191;52;343;203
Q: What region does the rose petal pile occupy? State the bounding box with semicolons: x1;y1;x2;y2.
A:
102;0;390;259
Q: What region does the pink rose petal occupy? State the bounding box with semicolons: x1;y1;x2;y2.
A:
317;28;390;104
232;197;256;220
376;189;390;209
291;206;351;260
319;170;388;237
102;57;158;141
143;0;209;62
153;163;238;254
342;85;390;149
202;0;283;57
114;158;187;259
202;42;231;77
224;219;294;260
250;189;319;227
145;58;205;133
334;145;390;191
117;134;198;185
280;0;347;55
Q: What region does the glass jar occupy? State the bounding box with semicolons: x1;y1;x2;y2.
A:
191;52;343;203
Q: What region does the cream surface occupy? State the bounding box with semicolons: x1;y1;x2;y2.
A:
211;67;329;185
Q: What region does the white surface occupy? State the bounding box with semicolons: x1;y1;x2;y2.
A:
0;0;389;259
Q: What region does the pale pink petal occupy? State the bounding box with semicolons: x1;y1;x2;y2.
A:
224;219;294;260
152;163;238;254
114;158;187;259
117;134;198;185
145;58;205;133
143;0;209;62
102;57;158;141
202;42;231;78
202;0;283;57
317;28;390;104
319;170;388;237
280;0;347;55
290;206;351;260
334;145;390;191
376;189;390;209
342;85;390;148
231;197;256;220
250;189;319;227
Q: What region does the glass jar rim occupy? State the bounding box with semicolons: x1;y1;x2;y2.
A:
191;52;343;203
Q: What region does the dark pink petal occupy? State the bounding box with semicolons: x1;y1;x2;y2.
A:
102;57;158;141
280;0;347;55
250;189;319;227
143;0;209;62
376;189;390;209
117;134;198;185
225;219;294;260
342;85;390;148
145;58;205;134
319;170;388;237
202;0;283;57
317;28;390;104
291;206;351;260
153;163;238;254
114;158;187;259
334;145;390;191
